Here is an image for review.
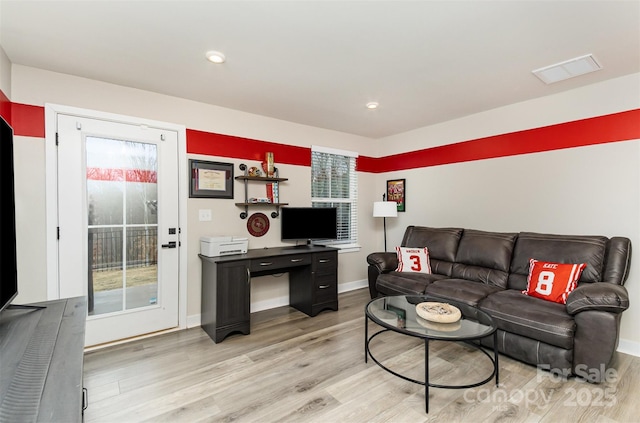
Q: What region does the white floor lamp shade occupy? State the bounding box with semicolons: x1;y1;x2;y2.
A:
373;201;398;251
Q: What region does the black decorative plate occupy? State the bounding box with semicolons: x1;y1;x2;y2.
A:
247;212;269;237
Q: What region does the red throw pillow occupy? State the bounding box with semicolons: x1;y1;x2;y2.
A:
395;247;432;274
523;259;586;304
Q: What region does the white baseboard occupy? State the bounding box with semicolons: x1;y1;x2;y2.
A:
617;339;640;357
251;296;289;313
338;279;368;293
186;313;201;329
186;279;370;328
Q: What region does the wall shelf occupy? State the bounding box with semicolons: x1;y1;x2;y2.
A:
235;163;288;219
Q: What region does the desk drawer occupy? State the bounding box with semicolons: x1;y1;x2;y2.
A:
314;251;338;270
315;276;337;304
250;255;311;272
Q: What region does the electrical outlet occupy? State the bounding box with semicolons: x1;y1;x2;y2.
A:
199;209;212;221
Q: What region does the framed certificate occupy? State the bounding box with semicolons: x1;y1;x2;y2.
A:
189;160;234;198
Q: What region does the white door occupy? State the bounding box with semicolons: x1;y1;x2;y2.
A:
56;113;180;346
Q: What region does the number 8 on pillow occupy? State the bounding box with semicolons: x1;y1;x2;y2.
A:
523;259;587;304
395;247;432;274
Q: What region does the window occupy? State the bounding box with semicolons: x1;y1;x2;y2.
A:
311;146;358;246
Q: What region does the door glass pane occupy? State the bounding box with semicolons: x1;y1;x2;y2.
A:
86;136;158;316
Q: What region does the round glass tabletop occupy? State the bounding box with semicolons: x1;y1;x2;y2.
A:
366;295;496;341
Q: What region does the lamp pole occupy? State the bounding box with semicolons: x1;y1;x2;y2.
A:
383;214;388;252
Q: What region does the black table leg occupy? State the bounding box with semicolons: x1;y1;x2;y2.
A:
364;314;369;363
425;338;429;413
494;330;499;385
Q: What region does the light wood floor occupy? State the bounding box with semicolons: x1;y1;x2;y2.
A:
83;288;640;423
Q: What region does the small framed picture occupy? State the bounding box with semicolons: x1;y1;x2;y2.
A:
386;178;406;212
189;160;234;198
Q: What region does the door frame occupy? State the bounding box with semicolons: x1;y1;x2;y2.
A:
44;103;188;333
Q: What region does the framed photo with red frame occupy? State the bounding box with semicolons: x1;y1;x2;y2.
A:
387;178;406;212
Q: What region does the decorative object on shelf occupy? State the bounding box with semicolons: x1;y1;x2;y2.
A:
247;212;270;237
373;193;398;251
265;152;275;177
248;166;262;177
415;302;461;323
249;197;271;203
189;160;234;198
266;182;279;203
386;178;406;212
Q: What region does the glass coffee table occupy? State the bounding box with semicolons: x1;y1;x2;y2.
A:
364;295;499;413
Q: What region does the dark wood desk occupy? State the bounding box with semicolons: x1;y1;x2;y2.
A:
199;246;338;343
0;296;86;422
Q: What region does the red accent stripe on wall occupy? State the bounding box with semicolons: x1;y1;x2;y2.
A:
5;98;639;173
187;129;312;166
370;109;640;173
87;167;157;183
12;102;45;137
0;90;10;124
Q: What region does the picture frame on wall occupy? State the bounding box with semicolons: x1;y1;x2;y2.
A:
189;159;234;198
386;178;406;212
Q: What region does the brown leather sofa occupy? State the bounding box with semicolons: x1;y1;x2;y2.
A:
366;226;632;382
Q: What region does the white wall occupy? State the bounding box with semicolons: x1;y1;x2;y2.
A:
0;45;10;97
373;73;640;156
376;73;640;350
8;62;640;352
9;65;377;321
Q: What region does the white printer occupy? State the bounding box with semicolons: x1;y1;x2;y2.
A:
200;236;249;257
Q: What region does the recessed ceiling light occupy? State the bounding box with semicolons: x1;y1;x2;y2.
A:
205;50;226;64
532;54;602;84
366;102;379;109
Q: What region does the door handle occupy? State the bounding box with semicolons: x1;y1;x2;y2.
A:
162;241;177;248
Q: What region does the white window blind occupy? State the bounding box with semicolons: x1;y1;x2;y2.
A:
311;146;358;245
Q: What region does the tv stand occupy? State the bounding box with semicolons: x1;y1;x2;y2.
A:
0;297;86;422
199;246;339;343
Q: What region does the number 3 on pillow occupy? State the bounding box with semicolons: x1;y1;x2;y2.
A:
523;259;586;304
395;247;432;274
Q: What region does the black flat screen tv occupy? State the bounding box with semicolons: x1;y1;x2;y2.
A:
281;207;338;245
0;116;18;313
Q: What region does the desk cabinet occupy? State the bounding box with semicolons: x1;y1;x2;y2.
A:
201;259;251;343
200;246;338;343
290;250;338;316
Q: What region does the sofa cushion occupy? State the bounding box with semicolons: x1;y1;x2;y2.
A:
395;247;431;273
479;290;576;350
376;271;447;296
523;259;586;304
401;226;463;276
507;232;607;291
425;279;503;307
451;229;518;288
425;279;503;320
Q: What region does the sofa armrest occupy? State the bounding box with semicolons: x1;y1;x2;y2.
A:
366;252;398;298
566;283;629;315
366;252;398;273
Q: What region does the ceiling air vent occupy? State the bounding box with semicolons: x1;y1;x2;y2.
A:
532;54;602;84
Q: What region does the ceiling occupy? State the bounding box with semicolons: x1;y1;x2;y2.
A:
1;1;639;139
